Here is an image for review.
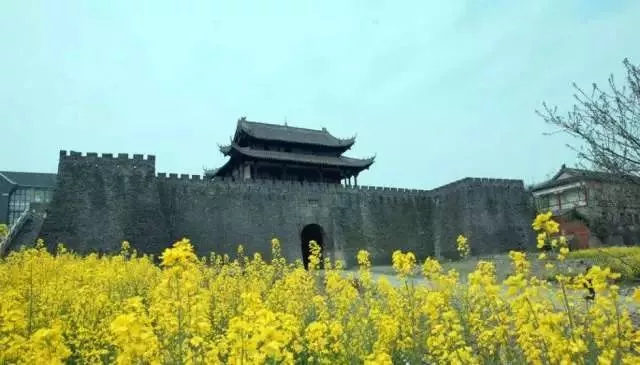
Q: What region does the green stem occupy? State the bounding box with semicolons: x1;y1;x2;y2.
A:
560;281;576;331
27;259;34;336
614;297;623;365
404;279;415;349
560;282;588;365
525;296;553;365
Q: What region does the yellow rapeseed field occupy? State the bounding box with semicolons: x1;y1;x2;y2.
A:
1;213;640;364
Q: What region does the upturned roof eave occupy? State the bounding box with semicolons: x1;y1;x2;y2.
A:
234;118;356;149
224;144;374;169
208;158;234;177
218;144;232;155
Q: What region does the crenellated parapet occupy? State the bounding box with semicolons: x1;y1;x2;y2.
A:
156;173;204;181
153;172;528;206
154;174;433;202
58;150;156;176
57;150;527;205
428;177;525;196
59;150;156;163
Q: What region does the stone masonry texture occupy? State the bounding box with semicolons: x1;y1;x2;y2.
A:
38;151;537;266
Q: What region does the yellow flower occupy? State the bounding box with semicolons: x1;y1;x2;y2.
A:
308;240;322;269
364;350;393;365
2;219;640;365
357;250;371;268
392;250;416;277
159;238;197;267
544;220;560;235
532;211;560;235
532;211;553;231
456;234;471;259
509;251;530;275
25;323;72;365
536;232;547;248
422;257;442;279
271;237;280;251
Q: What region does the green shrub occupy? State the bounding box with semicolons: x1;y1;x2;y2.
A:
0;223;8;240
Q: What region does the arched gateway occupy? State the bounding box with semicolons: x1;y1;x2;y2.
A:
300;224;325;269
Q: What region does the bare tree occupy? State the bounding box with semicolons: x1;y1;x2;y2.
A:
537;58;640;181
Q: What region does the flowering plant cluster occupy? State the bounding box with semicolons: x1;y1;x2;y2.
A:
456;234;470;259
534;211;569;260
0;215;639;364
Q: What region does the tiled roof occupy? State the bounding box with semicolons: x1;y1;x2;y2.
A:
554;167;618;181
0;171;57;188
235;119;355;148
531;165;640;191
225;144;375;168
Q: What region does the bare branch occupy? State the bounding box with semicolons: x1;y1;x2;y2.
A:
536;58;640;183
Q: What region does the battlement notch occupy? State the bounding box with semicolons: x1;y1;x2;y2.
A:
58;150;156;176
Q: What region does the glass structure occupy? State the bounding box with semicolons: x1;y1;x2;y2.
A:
0;171;57;227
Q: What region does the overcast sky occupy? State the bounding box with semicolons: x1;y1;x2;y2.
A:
1;0;639;189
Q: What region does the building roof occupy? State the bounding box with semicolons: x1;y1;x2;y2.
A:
221;143;375;169
234;118;355;148
0;171;57;188
531;164;640;192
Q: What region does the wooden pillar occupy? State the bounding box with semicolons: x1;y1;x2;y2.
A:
243;163;252;180
354;174;358;186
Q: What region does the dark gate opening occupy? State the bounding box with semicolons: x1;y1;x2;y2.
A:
300;224;324;269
